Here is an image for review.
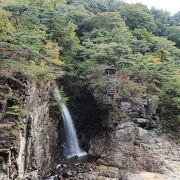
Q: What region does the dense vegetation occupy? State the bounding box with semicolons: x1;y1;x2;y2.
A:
0;0;179;137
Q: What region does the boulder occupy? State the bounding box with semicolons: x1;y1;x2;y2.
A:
89;125;179;174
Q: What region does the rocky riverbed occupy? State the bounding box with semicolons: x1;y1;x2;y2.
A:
45;158;180;180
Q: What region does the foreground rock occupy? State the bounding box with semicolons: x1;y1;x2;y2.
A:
45;160;180;179
89;125;180;173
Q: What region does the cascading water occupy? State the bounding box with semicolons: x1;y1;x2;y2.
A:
54;88;87;159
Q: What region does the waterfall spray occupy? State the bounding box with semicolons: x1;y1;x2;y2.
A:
54;87;87;159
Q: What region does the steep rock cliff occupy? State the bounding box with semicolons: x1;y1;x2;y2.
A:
88;77;180;178
0;70;61;179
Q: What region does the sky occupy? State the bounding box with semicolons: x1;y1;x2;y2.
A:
123;0;180;14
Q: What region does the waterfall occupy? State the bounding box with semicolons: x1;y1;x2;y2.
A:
54;88;87;159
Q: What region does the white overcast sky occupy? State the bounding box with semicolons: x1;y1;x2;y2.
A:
123;0;180;14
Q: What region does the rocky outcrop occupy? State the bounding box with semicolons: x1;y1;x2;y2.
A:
0;71;61;179
61;74;180;179
87;77;180;178
89;125;180;172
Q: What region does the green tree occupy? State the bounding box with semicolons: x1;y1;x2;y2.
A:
174;11;180;25
119;3;157;32
0;9;15;35
166;26;180;48
151;8;175;36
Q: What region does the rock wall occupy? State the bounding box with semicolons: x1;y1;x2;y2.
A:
62;75;180;179
87;79;180;178
0;71;61;179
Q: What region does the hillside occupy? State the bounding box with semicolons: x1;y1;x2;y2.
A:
0;0;179;179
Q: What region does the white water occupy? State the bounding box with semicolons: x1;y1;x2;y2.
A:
54;88;87;159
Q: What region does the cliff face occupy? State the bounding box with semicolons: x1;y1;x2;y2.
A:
88;99;179;172
62;74;180;179
0;71;61;179
0;69;179;180
87;77;180;178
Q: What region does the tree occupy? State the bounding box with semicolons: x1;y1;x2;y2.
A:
0;9;15;35
174;11;180;25
79;12;132;63
67;0;123;13
166;26;180;48
43;41;64;66
151;8;175;36
119;3;157;32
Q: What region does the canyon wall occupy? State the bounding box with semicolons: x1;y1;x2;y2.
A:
0;71;61;179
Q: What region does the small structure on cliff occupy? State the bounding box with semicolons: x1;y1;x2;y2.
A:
105;64;117;75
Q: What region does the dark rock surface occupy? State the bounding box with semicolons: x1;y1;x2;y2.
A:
0;71;61;179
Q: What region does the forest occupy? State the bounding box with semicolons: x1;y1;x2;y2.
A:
1;0;179;136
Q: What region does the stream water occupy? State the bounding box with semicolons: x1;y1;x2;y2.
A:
54;88;87;159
